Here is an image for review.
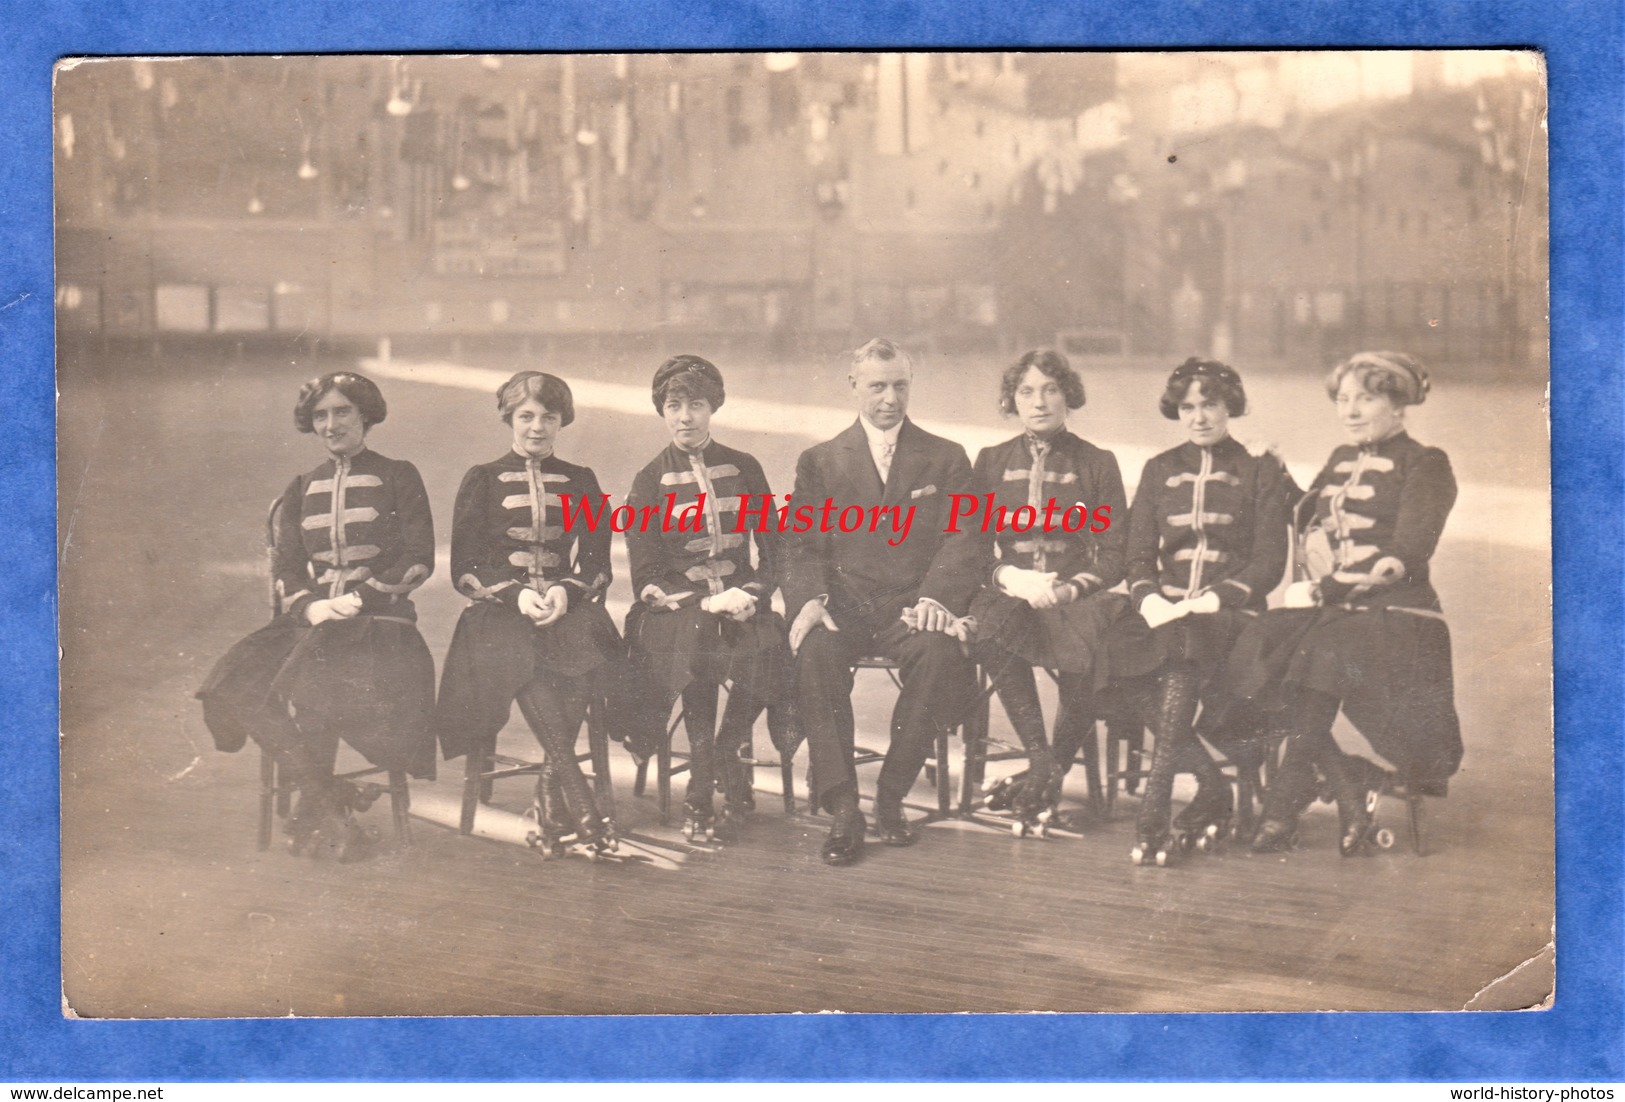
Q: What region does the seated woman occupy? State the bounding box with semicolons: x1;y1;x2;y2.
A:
968;349;1133;836
1239;351;1461;856
1125;358;1291;867
435;371;623;856
197;371;436;859
621;356;792;842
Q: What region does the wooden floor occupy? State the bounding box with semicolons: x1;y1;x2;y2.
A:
60;686;1552;1017
57;346;1555;1019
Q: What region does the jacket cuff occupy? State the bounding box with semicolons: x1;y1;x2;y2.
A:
1215;579;1252;609
1069;572;1103;598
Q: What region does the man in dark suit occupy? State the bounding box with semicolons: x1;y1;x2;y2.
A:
784;338;985;866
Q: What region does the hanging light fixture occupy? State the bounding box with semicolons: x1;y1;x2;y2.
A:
297;134;319;180
385;58;413;117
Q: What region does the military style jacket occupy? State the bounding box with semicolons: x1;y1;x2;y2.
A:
449;449;612;610
972;429;1127;596
1126;436;1290;611
274;447;434;622
624;438;779;610
1296;431;1456;611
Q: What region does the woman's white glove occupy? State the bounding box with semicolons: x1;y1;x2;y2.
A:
306;591;363;626
998;566;1061;608
519;585;569;627
1283;580;1320;609
703;587;758;621
1184;591;1221;616
1138;593;1185;630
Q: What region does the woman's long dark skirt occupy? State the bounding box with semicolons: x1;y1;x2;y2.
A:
197;615;437;779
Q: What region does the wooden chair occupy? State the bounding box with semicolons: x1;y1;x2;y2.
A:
256;495;412;851
633;678;798;824
459;694;617;835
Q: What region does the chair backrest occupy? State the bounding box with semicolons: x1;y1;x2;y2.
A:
265;495;284;616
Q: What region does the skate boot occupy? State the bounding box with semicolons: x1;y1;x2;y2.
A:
1173;781;1234;855
523;766;576;857
1010;762;1063;839
1250;818;1299;853
714;800;745;843
573;809;620;859
682;798;719;844
284;786;328;855
1336;788;1387;857
979;770;1029;815
1129;826;1175;867
720;755;755;822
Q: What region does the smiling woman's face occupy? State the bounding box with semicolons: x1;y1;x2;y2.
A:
510;397;563;458
311;389;367;458
1335;372;1404;445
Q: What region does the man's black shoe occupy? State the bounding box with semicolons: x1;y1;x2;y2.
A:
821;810;866;866
874;805;917;847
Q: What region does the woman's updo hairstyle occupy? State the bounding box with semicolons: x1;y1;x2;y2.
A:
294;372;388;433
651;355;726;413
997;348;1086;417
1158;357;1248;420
496;371;576;427
1325;351;1430;408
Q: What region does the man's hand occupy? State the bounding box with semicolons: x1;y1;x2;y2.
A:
306;591;363;625
904;598;955;634
789;598;838;655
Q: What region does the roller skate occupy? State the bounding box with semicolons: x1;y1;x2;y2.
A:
714;800;745;843
1249;818;1299;853
720;756;755;820
1009;763;1063;839
682;798;720;844
1336;782;1393;857
978;770;1028;815
1129;827;1175;867
523;767;577;857
1172;782;1234;855
572;810;621;859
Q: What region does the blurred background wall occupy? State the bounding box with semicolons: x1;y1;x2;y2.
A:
54;51;1547;377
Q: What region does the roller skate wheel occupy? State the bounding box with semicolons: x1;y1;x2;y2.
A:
1365;791;1381;814
1374;827;1396;850
1011;820;1026;838
1195;834;1214;854
704;826;716;842
1130;844;1146;865
681;821;696;842
1155;849;1169;867
1037;822;1051;839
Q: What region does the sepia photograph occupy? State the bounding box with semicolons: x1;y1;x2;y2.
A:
55;50;1552;1019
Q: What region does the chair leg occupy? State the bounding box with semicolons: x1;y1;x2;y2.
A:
388;770;412;847
934;729;952;817
1080;721;1104;812
959;694;988;817
657;722;673;825
460;747;486;835
780;751;795;814
1408;793;1427;856
258;751;276;851
588;700;617;823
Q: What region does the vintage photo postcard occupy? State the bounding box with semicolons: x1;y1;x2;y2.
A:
55;50;1551;1020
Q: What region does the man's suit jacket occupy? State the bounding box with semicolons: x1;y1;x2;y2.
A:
783;418;985;627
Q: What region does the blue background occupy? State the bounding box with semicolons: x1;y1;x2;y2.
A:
3;0;1619;1082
